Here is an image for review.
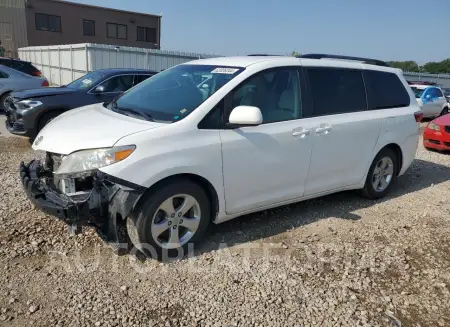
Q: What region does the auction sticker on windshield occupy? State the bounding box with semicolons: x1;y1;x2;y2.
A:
211;68;239;74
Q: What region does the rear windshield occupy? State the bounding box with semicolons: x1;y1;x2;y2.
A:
410;87;425;98
0;59;40;76
111;64;244;122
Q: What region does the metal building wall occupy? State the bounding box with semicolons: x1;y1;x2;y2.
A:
0;0;28;58
18;43;219;85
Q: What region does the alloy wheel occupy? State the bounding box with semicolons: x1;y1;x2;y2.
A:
372;157;394;192
151;194;201;249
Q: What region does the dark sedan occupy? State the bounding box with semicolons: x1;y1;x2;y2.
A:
5;68;157;138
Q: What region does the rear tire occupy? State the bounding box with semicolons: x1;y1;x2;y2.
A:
127;179;211;260
440;106;449;116
361;148;398;200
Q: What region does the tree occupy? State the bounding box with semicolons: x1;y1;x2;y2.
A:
387;59;450;74
387;61;420;72
291;51;301;57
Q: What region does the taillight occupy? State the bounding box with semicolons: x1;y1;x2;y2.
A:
42;80;49;87
33;71;42;76
414;111;423;122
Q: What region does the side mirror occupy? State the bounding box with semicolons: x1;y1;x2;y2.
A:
425;94;431;100
228;106;263;127
93;85;105;94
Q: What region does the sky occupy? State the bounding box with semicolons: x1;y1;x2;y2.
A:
70;0;450;64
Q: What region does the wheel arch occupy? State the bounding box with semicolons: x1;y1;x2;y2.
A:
35;108;67;132
134;173;220;222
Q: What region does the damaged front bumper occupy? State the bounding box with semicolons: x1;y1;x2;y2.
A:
19;160;146;250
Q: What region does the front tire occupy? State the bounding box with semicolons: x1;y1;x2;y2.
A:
361;148;398;200
127;179;211;260
0;92;11;112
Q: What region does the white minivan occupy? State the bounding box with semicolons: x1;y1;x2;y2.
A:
20;54;422;258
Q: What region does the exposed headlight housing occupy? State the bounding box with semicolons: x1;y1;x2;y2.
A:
55;145;135;175
16;100;43;110
428;122;441;131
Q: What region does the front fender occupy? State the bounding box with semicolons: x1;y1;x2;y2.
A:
100;129;226;219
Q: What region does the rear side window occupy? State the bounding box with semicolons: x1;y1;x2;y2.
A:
364;70;410;109
307;68;367;116
135;74;152;85
427;88;443;98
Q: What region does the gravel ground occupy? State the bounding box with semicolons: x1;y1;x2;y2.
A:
0;129;449;327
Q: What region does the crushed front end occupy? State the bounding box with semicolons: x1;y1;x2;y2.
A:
20;152;145;251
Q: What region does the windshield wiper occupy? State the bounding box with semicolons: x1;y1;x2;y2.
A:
111;100;154;121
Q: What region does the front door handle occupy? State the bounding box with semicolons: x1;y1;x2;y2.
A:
292;128;310;137
315;125;332;134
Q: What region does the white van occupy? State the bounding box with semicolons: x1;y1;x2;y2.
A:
20;54;422;258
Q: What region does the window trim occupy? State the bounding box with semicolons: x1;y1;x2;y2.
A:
304;66;368;118
83;19;95;36
106;22;127;40
199;66;306;130
35;13;62;33
137;26;157;43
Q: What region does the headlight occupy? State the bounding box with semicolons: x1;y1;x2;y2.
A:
16;100;43;110
428;122;441;131
55;145;135;175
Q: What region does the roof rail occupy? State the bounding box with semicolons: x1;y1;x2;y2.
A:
297;53;390;67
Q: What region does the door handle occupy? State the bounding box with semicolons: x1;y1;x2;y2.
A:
292;128;310;137
315;125;332;134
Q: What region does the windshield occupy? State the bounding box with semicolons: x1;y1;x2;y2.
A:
66;71;105;90
111;65;244;122
411;87;425;98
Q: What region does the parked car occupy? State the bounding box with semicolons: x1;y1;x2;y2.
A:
410;84;449;117
5;68;157;138
0;57;42;77
0;64;49;111
442;88;450;102
20;54;421;259
423;113;450;151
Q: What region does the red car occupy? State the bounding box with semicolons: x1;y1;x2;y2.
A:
423;114;450;151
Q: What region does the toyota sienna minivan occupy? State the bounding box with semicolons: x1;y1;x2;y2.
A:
20;54;422;259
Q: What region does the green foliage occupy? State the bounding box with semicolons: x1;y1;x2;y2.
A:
387;61;420;72
291;51;301;57
388;59;450;74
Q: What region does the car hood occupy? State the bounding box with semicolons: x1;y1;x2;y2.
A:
32;103;166;155
12;87;77;99
434;113;450;125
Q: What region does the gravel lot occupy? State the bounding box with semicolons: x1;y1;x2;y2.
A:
0;128;449;327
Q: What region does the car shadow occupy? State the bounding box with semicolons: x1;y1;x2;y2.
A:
118;158;450;262
191;158;450;256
